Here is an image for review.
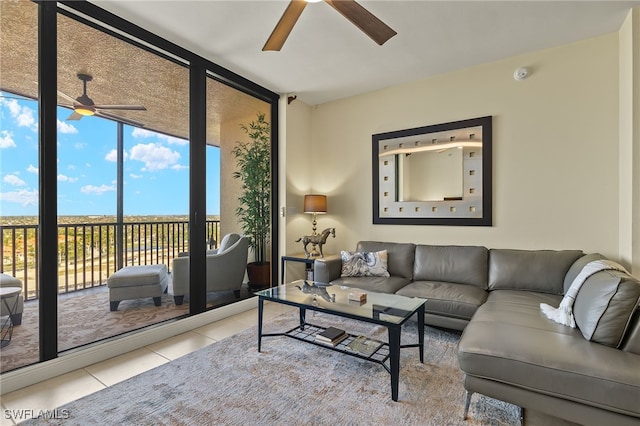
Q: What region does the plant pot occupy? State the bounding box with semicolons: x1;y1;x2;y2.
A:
247;261;271;289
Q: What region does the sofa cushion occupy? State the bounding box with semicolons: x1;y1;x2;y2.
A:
356;241;415;280
563;252;606;293
413;245;488;288
340;250;389;277
396;280;487;321
488;249;583;295
573;270;640;348
330;275;410;294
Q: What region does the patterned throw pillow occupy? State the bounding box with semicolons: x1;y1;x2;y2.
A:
341;250;390;277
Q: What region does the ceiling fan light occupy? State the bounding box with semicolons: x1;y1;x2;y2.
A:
305;0;322;3
75;106;95;116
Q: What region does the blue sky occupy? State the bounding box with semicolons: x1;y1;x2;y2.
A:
0;94;220;217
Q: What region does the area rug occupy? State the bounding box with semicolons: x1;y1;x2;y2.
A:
25;312;520;425
1;284;253;373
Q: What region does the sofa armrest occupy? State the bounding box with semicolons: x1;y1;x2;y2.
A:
314;256;342;283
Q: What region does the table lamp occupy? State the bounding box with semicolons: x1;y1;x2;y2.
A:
304;194;327;236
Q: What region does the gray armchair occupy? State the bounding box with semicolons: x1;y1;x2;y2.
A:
171;234;249;305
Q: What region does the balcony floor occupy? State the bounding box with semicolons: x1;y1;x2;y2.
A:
0;282;256;373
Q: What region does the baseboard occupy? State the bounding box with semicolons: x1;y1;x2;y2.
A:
0;297;258;394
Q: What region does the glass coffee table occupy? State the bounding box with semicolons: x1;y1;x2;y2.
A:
255;280;426;401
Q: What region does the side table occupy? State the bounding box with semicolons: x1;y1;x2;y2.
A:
281;253;316;284
1;287;22;348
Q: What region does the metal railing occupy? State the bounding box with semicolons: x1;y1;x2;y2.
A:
0;219;220;300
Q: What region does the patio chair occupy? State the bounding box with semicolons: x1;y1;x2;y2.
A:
171;233;249;305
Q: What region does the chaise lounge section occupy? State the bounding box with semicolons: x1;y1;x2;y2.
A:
314;241;640;425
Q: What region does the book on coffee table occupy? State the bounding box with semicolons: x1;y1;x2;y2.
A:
316;327;346;344
346;335;383;356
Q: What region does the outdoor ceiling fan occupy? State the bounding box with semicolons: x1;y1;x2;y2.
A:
57;73;146;127
263;0;397;51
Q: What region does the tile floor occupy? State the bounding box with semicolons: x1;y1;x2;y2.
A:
0;302;293;426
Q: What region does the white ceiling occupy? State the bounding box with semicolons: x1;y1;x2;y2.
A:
92;0;638;106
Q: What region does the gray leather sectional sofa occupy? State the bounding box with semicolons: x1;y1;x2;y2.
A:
314;241;640;426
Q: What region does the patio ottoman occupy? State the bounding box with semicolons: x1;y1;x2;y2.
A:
107;265;168;311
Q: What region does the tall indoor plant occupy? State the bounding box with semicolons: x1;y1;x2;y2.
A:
232;113;271;288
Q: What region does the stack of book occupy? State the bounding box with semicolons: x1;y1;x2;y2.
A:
315;327;347;346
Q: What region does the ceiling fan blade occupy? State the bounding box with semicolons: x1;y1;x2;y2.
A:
324;0;397;45
263;0;307;51
66;111;83;121
58;90;78;104
96;111;145;128
93;104;147;111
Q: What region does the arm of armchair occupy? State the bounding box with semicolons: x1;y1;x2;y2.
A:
314;256;342;283
171;256;190;304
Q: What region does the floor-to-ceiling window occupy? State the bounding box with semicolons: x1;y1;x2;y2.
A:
0;0;40;373
0;1;278;373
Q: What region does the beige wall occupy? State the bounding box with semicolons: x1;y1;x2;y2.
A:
284;31;639;270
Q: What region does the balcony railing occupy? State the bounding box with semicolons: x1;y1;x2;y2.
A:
1;219;220;301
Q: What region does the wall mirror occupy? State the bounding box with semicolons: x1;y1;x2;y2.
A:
372;116;492;226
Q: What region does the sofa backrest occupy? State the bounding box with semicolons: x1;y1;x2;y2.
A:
414;245;488;288
356;241;415;280
488;249;583;295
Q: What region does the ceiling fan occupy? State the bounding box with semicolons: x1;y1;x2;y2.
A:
263;0;397;51
57;73;146;127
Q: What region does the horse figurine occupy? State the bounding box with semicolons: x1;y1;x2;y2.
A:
295;227;336;258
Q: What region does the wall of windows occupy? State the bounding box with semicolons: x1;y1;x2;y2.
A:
0;1;278;373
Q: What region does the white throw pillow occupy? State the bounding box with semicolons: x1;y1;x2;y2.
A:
341;250;390;277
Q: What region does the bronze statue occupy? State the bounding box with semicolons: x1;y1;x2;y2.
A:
295;227;336;258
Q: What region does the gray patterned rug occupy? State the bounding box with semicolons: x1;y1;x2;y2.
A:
24;312;520;425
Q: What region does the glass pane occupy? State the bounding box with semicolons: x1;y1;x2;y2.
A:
206;76;272;301
0;0;39;373
56;9;190;352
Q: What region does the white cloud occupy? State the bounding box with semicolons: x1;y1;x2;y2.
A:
129;173;143;179
105;149;128;162
26;164;38;174
0;189;38;206
80;184;115;195
0;98;37;131
0;130;16;148
171;164;188;170
129;143;181;172
75;142;86;149
132;127;187;146
67;164;76;170
3;174;26;186
57;174;78;183
57;119;78;134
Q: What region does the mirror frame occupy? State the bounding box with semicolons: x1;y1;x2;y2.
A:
372;116;492;226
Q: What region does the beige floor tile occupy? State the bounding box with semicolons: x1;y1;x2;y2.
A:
1;402;16;426
1;369;105;416
146;331;215;360
84;347;169;387
230;308;260;326
191;316;253;341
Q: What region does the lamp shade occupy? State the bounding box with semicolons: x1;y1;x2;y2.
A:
304;194;327;214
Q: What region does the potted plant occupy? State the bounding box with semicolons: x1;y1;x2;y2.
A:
232;113;271;288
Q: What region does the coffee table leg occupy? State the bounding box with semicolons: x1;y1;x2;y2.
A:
258;297;264;352
418;303;425;363
299;307;306;330
388;325;401;401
